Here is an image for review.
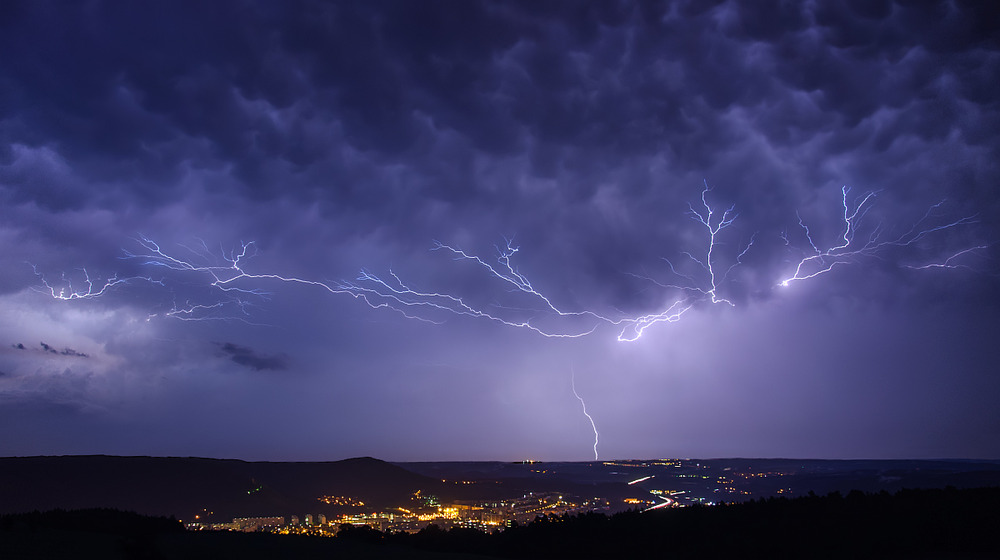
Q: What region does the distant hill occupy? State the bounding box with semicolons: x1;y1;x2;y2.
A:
0;455;441;521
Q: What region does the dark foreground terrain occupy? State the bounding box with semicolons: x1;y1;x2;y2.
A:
3;455;999;521
0;455;440;521
2;486;997;559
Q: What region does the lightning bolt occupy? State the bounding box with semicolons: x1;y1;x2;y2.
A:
30;263;162;300
30;186;985;467
571;369;599;461
338;262;600;337
613;182;756;341
683;181;756;306
345;182;754;341
614;300;694;342
904;245;989;270
779;187;980;287
123;235;462;324
25;184;749;338
32;184;984;340
31;235;450;324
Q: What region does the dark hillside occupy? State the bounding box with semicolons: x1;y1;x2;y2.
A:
0;455;441;520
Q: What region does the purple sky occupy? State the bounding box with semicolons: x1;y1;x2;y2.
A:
1;1;998;461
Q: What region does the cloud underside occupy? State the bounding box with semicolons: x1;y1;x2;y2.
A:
0;1;997;460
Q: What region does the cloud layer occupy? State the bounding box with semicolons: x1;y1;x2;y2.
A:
1;1;997;460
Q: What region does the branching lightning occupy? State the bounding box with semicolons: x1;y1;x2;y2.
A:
904;245;989;270
684;183;756;306
571;369;599;461
338;259;600;337
30;263;161;300
29;184;754;339
32;184;984;340
613;182;757;341
344;182;754;341
31;235;456;324
125;235;467;324
779;187;979;287
30;184;986;460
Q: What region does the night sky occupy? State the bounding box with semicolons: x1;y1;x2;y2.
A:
1;1;998;462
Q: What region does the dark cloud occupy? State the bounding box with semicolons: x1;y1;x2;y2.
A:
38;342;89;358
218;342;288;372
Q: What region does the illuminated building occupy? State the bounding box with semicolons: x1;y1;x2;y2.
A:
233;517;284;532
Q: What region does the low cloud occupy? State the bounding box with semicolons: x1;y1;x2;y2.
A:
218;342;288;372
39;342;90;358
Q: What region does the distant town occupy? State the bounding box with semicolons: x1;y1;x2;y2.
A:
3;454;999;540
189;488;612;535
180;457;941;535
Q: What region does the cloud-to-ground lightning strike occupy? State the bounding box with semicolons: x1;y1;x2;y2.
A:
571;370;600;461
779;187;980;287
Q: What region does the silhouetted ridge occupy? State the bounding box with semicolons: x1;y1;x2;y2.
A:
0;455;439;520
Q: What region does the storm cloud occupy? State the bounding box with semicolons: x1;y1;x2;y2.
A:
0;1;997;461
